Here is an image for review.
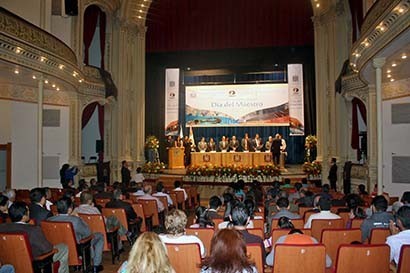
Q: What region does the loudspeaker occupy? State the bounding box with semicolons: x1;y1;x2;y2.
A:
96;140;104;153
65;0;78;16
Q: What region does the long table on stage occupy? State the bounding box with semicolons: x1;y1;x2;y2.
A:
191;151;275;167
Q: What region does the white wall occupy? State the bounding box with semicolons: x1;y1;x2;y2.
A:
51;15;73;48
81;107;100;162
1;0;43;27
382;96;410;197
0;99;70;189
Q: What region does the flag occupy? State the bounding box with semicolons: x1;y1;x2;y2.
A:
179;124;184;139
189;125;195;146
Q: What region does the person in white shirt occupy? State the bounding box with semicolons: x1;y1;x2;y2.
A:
153;182;173;206
3;189;15;208
386;206;410;267
138;185;164;212
159;209;206;258
130;182;145;196
173;181;188;201
43;187;53;211
134;167;145;183
304;197;341;228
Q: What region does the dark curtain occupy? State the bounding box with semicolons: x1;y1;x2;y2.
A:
82;102;98;129
348;0;364;43
83;5;100;65
97;104;104;139
146;0;313;52
351;98;367;150
99;11;106;69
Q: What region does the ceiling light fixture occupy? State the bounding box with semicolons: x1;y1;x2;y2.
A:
392;63;397;67
14;69;19;74
52;84;56;88
402;54;407;59
387;74;391;78
387;69;391;73
390;78;395;82
44;80;49;84
316;3;320;8
32;75;36;79
15;48;21;54
40;57;46;62
56;87;60;91
59;64;64;69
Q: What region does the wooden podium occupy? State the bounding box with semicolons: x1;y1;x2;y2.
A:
168;147;185;169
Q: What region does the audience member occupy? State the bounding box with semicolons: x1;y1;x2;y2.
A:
207;196;223;220
0;195;9;222
361;195;393;242
138;185;164;213
233;180;246;201
130;182;145;197
222;193;238;221
358;184;368;196
401;191;410;206
29;187;53;225
118;232;175;273
172;181;187;201
0;202;69;273
153;182;173;207
159;209;205;258
266;229;332;267
246;180;263;205
304;197;341;228
190;206;214;228
289;182;303;203
386;206;410;267
344;194;366;228
76;181;89;198
0;263;14;273
134;167;145;183
2;189;15;208
267;197;301;232
121;160;131;187
320;184;333;200
43;187;53;211
48;198;104;272
296;189;314;207
200;229;257;273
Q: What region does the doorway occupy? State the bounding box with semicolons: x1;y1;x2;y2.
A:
0;143;11;191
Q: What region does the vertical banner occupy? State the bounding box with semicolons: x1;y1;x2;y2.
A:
165;68;180;136
287;64;305;136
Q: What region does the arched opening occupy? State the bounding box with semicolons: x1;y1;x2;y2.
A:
351;97;367;163
81;102;104;164
83;4;107;68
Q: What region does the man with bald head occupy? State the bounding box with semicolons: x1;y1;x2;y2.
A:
138;185;165;213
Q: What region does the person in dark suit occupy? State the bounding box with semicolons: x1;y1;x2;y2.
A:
121;160;131;187
206;196;223;220
48;198;104;273
29;188;53;225
241;133;253;152
0;202;69;273
106;189;138;222
328;157;338;191
271;134;282;165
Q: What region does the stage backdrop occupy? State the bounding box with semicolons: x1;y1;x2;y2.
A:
186;84;289;127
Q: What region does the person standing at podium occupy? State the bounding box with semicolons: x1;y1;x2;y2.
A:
198;137;208;152
219;135;229;152
208;138;217;152
241;133;252;152
252;133;264;152
174;136;184;148
183;136;191;166
271;134;282;165
230;136;240;152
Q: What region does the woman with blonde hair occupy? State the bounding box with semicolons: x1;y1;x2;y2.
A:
118;232;175;273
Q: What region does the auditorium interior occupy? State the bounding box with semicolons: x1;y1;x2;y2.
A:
0;0;409;272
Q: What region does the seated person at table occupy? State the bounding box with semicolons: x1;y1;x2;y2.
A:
206;196;223;220
208;138;217;152
252;133;263;151
0;202;69;273
190;206;215;228
49;198;104;272
229;136;239;152
219;136;229;152
266;228;332;267
29;187;53;225
265;136;273;151
159;209;206;258
241;133;252;152
198;137;208;152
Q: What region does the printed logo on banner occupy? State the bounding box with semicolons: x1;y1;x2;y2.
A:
165;69;180;136
234;155;242;162
288;64;305;136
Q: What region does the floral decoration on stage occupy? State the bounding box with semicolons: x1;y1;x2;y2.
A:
304;135;317;163
145;135;160;163
302;160;322;176
186;164;281;181
142;161;166;174
145;135;160;149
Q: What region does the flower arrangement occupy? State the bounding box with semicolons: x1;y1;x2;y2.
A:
305;135;317;148
302;160;322;176
142;161;166;174
145;135;160;150
186;164;281;178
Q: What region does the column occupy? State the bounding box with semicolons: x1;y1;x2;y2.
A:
68;94;81;166
367;85;377;189
37;74;44;187
372;58;385;195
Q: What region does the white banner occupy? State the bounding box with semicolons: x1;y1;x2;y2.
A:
185;83;289;127
165;68;180;136
287;64;305;136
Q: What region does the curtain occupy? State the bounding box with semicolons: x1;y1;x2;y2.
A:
348;0;364;43
351;98;367;150
81;102;98;129
99;11;106;69
83;5;100;65
97;104;104;139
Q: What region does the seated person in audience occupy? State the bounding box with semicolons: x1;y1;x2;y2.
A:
288;182;303;203
401;191;410;206
3;189;15;208
0;263;14;273
106;189;138;222
304;197;341;228
229;135;239;152
118;232;175;273
264;216;296;248
43;187;53;211
244;198;262;220
138;185;165;213
320;184;333;200
344;194;366;228
267;197;301;232
134;167;145;183
190;206;215;228
233;180;246;201
0;202;69;273
0;195;9;222
246;180;263;206
222;203;265;264
200;229;257;273
386;206;410;268
266;228;332;268
76;181;90;198
159;209;206;258
206;196;223;220
49;198;104;272
153;182;173;207
93;184;113;199
295;189;314;207
29;187;53;225
219;135;229;152
221;192;239;221
361;195;394;242
172;181;187;201
358;184;369;196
